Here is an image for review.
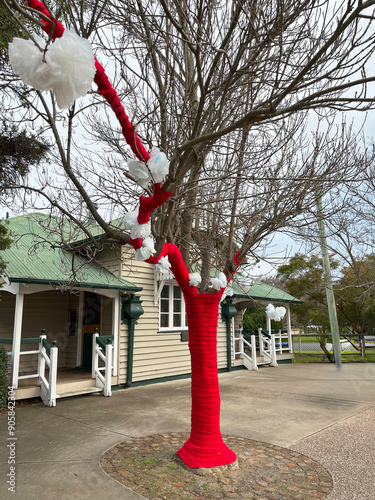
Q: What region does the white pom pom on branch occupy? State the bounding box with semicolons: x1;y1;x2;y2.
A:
154;256;172;274
189;273;202;287
147;147;169;184
9;31;96;109
211;272;227;290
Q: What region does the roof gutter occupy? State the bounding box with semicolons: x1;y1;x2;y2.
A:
233;293;303;304
7;277;142;292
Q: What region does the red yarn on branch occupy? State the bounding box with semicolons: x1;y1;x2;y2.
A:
94;62;150;162
137;183;173;224
24;0;150;162
24;0;240;468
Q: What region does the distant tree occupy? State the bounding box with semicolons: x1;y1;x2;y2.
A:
0;121;48;277
0;122;49;190
276;253;341;331
276;254;338;361
336;255;375;336
0;221;12;276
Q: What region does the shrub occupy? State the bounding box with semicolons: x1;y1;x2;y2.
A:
0;345;9;410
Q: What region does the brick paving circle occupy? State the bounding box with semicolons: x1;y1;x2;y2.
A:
100;433;333;499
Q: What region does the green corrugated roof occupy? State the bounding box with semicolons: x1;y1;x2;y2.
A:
232;279;302;304
1;214;140;291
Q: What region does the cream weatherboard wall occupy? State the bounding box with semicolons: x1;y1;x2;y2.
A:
0;290;78;375
112;247;230;385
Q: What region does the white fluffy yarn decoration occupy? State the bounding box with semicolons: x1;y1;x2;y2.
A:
154;256;172;274
123;211;138;229
147;147;169;184
130;221;151;239
135;246;152;261
275;306;286;320
189;272;202;287
142;237;156;254
134;237;156;261
266;303;286;322
123;211;151;239
128;160;151;188
9;31;95;109
211;272;227;291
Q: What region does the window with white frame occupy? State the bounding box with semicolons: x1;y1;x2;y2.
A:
159;283;188;331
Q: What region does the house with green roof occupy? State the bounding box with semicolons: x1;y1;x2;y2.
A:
0;213;301;406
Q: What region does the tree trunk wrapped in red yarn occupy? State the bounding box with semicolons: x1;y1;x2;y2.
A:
147;244;237;467
177;292;237;468
23;0;238;468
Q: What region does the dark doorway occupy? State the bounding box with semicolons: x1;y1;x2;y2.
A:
81;291;102;369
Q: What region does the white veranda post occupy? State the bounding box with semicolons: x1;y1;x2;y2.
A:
11;291;24;389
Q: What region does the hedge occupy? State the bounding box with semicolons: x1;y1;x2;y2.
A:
0;345;9;410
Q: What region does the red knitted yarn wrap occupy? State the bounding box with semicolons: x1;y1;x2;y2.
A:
138;184;173;224
25;0;238;468
26;0;65;38
176;292;237;468
25;0;149;163
145;243;237;468
94;61;150;162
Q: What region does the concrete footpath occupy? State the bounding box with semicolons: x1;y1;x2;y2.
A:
1;363;374;500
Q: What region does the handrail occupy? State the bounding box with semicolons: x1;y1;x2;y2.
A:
42;337;52;355
258;328;277;367
38;333;58;407
260;329;271;339
242;331;253;343
96;335;113;351
241;334;258;371
0;337;41;345
233;328;258;371
92;332;112;397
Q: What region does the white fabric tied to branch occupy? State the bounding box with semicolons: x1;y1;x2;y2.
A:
134;237;156;261
127;147;170;187
189;273;202;287
266;303;286;322
9;31;95;109
147;147;169;183
123;211;151;239
154;256;172;274
128;160;150;188
211;272;227;290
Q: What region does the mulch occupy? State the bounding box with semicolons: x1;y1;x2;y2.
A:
100;433;333;500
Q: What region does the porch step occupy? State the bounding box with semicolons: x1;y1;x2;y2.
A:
57;378;98;392
57;386;103;399
256;356;273;366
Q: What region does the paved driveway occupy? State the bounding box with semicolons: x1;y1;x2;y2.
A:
1;363;374;499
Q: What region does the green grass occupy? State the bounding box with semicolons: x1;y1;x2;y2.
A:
294;353;375;363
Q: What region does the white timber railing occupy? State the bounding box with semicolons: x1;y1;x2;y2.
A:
92;332;113;397
38;334;58;407
234;328;258;370
1;332;58;406
274;330;294;354
258;328;278;367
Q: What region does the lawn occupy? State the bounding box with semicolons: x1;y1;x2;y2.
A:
294;352;375;363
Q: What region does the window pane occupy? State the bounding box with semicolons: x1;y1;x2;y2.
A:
161;285;169;299
173;299;181;313
160;299;169;312
173;286;181;299
173;314;181;327
160;314;169;328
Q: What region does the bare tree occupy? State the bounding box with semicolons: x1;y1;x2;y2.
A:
2;0;375;467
